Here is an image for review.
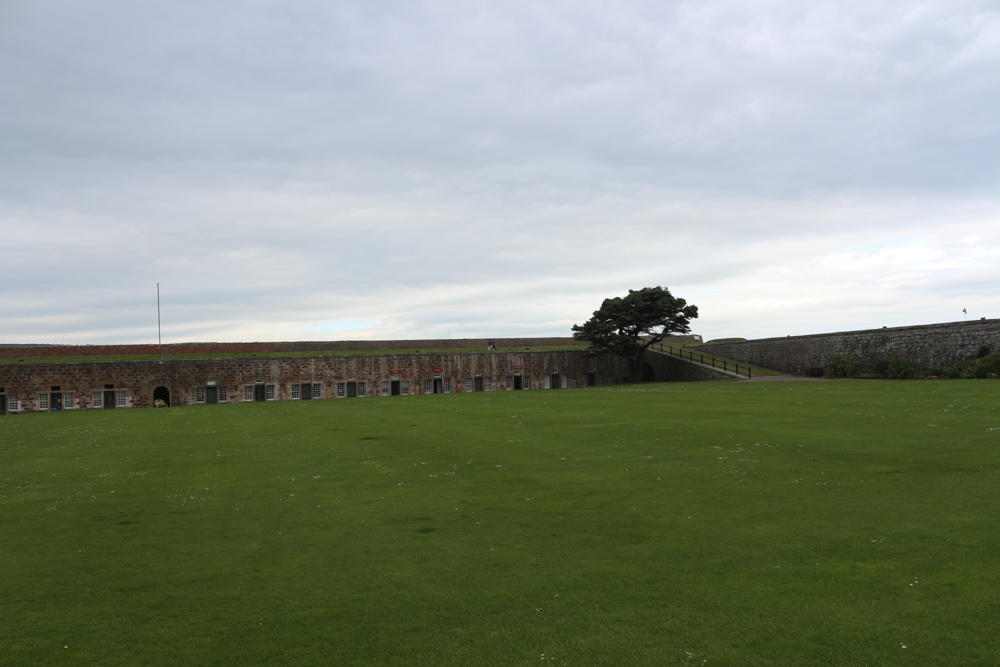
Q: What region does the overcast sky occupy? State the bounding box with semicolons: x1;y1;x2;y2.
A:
2;1;997;345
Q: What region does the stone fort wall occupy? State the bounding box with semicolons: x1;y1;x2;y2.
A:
0;350;629;414
697;319;1000;375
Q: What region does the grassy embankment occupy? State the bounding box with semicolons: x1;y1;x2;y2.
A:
2;380;999;665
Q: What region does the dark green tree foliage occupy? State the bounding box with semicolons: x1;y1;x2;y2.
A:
572;286;698;382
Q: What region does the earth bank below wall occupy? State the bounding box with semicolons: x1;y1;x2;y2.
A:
697;319;1000;375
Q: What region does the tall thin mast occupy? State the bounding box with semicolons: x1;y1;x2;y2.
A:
157;283;163;360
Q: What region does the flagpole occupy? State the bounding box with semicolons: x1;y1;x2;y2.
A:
157;283;163;360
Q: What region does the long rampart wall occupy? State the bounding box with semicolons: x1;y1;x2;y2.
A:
697;319;1000;375
0;350;629;414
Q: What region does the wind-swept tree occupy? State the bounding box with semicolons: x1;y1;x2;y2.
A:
572;286;698;382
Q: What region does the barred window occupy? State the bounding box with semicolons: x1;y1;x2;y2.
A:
266;385;275;400
219;387;227;403
381;381;390;396
64;392;74;409
465;378;473;393
117;390;127;407
39;393;49;410
358;382;366;397
196;388;206;404
291;384;300;400
244;385;254;402
484;378;492;392
8;394;19;411
337;382;346;398
544;376;551;389
92;392;103;408
561;375;568;389
443;379;451;393
401;380;409;395
424;379;432;394
506;377;512;390
523;376;530;390
313;383;321;399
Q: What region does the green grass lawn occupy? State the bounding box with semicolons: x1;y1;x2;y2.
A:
2;380;999;665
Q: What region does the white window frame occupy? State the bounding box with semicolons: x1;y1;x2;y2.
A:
424;379;432;394
506;377;512;390
523;376;530;390
465;378;473;393
219;387;227;403
8;394;19;412
381;381;390;396
484;378;492;391
401;380;409;395
196;387;206;404
39;393;49;411
358;382;366;397
117;390;127;407
291;384;300;400
313;383;321;399
64;392;74;409
544;376;551;389
443;379;451;393
597;373;603;386
337;382;346;398
244;385;254;402
92;391;103;409
266;385;276;401
561;375;568;389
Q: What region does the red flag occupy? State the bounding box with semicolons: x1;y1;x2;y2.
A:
963;308;967;314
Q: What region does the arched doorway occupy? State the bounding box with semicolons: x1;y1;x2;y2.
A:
641;362;656;382
153;386;170;407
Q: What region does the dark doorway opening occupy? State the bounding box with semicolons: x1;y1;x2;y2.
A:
206;387;218;404
587;372;596;386
347;382;357;398
513;376;522;390
433;379;443;394
642;362;655;382
551;373;560;389
153;386;170;407
50;392;63;411
474;377;484;392
104;390;116;409
0;395;6;415
301;383;312;400
391;380;401;396
254;384;266;402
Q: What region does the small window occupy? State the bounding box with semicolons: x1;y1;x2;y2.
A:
8;394;19;412
523;376;530;390
196;388;206;404
117;390;127;407
337;382;346;398
424;379;432;394
64;392;74;409
39;393;49;411
381;381;390;396
506;377;512;390
219;387;227;403
597;373;603;386
92;392;103;409
266;385;276;401
443;379;451;393
358;382;366;397
401;380;409;395
561;375;568;389
244;385;254;402
465;378;473;393
312;383;321;399
544;376;551;389
484;378;492;391
291;384;300;400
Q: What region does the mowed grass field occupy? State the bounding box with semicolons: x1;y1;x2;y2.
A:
2;380;999;666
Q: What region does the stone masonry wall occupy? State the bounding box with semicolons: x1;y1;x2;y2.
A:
696;319;1000;375
0;350;629;414
645;351;740;382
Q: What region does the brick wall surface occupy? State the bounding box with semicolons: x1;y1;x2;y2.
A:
0;350;629;414
696;319;1000;375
